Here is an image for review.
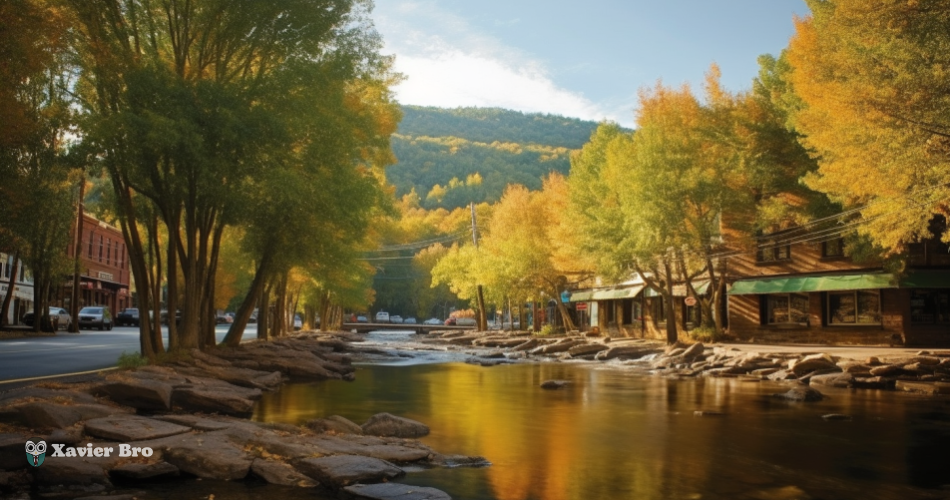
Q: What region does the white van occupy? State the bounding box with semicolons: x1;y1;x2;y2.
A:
375;311;390;323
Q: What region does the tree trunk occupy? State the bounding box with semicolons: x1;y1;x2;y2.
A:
258;284;271;341
475;284;487;331
69;179;85;333
663;261;678;345
0;249;20;328
223;253;272;346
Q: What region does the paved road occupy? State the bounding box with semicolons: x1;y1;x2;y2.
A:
0;325;257;383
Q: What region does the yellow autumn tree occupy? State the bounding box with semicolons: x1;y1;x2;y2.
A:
787;0;950;252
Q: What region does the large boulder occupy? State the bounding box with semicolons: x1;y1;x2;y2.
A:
595;346;661;361
294;455;404;488
809;372;854;388
307;415;364;435
171;386;257;416
342;483;452;500
250;458;317;487
0;433;29;470
32;457;111;487
681;342;705;360
16;402;83;429
94;379;173;410
511;338;541;352
84;415;191;442
361;413;430;438
869;364;905;377
567;343;608;357
538;340;586;354
789;356;840;377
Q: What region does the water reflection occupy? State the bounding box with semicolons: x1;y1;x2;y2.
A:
254;363;950;500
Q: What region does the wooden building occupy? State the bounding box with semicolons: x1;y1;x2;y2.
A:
727;229;950;346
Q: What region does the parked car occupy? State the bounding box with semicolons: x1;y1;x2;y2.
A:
78;306;113;331
423;317;442;325
293;314;303;330
390;315;403;324
444;317;456;325
215;313;233;324
456;317;477;327
115;308;140;327
375;311;390;323
23;307;72;330
404;317;417;324
356;315;368;323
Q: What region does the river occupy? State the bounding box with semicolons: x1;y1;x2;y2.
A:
248;340;950;500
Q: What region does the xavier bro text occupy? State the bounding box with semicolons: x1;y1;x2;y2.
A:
52;443;154;458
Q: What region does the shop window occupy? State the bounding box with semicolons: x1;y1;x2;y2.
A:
765;293;809;325
828;290;881;325
910;290;950;325
822;238;845;258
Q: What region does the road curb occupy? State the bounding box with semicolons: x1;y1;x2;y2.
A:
0;366;120;387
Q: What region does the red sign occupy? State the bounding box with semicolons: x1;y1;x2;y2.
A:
684;296;697;306
576;302;588;311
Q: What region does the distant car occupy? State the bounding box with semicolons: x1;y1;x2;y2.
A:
444;317;457;326
404;317;417;324
390;315;403;324
356;315;368;323
293;314;303;330
78;306;113;331
423;318;442;325
215;313;233;324
456;317;477;327
115;308;139;326
23;307;72;330
375;311;390;323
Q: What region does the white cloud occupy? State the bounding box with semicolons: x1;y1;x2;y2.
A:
374;1;628;126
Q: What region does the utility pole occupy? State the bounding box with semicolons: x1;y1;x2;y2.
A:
470;202;487;331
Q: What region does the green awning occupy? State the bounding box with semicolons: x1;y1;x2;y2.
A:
901;271;950;288
644;280;709;298
569;284;646;302
729;273;897;295
590;284;645;301
569;290;593;302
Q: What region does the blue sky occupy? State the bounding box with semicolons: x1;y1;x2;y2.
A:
373;0;809;127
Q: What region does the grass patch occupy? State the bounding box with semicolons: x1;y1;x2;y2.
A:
537;324;557;337
117;351;149;369
688;326;721;343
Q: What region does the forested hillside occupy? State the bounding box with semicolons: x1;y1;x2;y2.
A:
389;106;611;209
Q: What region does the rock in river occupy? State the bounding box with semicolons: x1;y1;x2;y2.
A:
361;413;430;438
342;482;452;500
540;380;569;390
773;387;824;402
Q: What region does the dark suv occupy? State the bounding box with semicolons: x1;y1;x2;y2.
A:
115;308;139;326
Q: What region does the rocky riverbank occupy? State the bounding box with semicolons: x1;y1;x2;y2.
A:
0;332;485;500
411;329;950;396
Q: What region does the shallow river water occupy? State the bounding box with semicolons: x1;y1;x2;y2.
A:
249;359;950;500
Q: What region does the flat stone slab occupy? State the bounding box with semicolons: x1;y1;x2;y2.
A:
96;379;172;410
155;415;232;431
84;415;191;442
307;415;364;435
109;461;180;479
161;433;253;480
171;386;256;416
343;483;452;500
250;458;317;487
896;380;950;395
294;455;404;488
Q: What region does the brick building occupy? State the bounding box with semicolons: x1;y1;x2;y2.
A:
53;213;132;315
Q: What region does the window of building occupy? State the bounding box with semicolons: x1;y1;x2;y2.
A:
910;290;950;325
828;290;881;325
821;238;845;258
107;239;111;265
88;231;95;258
765;293;810;325
653;297;666;324
98;235;103;262
756;243;791;263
